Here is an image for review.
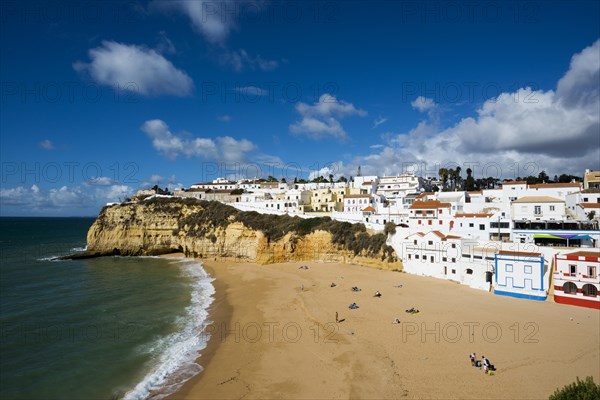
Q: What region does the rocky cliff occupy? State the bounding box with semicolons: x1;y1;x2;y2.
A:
84;198;401;270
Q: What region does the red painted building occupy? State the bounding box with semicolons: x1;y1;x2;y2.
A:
553;251;600;309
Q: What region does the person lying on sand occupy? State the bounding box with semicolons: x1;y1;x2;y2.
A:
393;284;403;288
392;318;401;324
348;303;359;309
351;286;361;292
405;307;420;314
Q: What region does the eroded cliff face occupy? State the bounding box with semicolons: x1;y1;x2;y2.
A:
86;200;401;270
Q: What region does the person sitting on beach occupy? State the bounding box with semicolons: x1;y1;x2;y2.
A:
469;352;476;366
374;291;382;297
348;302;359;309
352;286;361;292
482;356;490;374
330;282;336;287
392;318;401;324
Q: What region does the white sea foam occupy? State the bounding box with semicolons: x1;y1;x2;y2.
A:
36;256;62;262
70;245;87;252
123;259;216;400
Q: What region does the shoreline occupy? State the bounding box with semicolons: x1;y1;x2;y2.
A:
162;257;599;399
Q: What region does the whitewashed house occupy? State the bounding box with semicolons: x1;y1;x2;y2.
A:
553;250;600;309
494;250;548;301
511;196;566;221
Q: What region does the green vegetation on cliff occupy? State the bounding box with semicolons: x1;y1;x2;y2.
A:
105;197;396;261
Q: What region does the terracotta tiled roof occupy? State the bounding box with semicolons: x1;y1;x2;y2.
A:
416;192;434;199
404;232;425;239
502;181;527;185
362;206;376;212
561;251;600;258
455;213;493;218
512;196;564;203
529;183;581;188
498;250;541;257
579;203;600;209
409;199;451;209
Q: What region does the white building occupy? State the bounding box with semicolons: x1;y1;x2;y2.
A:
343;194;375;213
511;196;566;221
494;250;548;301
376;175;420;199
553;250;600;309
191;178;238;191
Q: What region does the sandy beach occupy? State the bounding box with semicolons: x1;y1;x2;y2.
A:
169;258;600;399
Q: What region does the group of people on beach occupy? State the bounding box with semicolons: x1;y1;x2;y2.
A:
469;353;496;374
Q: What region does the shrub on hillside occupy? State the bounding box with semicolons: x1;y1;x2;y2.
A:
549;376;600;400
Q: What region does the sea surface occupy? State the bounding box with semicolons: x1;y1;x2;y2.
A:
0;217;214;400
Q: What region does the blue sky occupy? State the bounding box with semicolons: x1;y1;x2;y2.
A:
1;0;599;216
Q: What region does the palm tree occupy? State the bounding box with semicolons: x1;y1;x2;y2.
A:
438;168;449;189
454;166;462;190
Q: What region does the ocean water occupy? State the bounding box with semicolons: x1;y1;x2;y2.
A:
0;217;214;400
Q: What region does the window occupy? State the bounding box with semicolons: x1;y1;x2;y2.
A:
479;224;485;231
588;266;597;278
428;240;433;245
452;269;456;274
439;220;443;225
414;240;417;245
428;220;432;225
451;258;456;263
582;284;598;297
505;264;513;273
430;256;434;262
469;223;474;228
408;254;411;260
550;206;555;211
415;254;419;259
442;257;447;262
534;206;541;215
466;269;473;275
563;282;578;294
570;265;577;275
439;210;443;214
524;265;532;274
451;244;456;249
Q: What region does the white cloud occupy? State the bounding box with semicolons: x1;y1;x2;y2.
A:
332;40;600;178
219;49;279;72
141;119;260;164
411;96;437;112
85;176;115;186
151;0;236;44
73;41;194;97
38;139;54;150
156;31;176;54
235;86;267;96
290;94;367;140
373;117;387;128
217;114;232;123
556;39;600;108
0;183;134;213
141;119;218;160
96;185;135;202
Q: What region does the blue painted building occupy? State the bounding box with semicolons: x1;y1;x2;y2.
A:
494;250;547;301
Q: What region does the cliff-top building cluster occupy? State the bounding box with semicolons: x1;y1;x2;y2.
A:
128;169;600;309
